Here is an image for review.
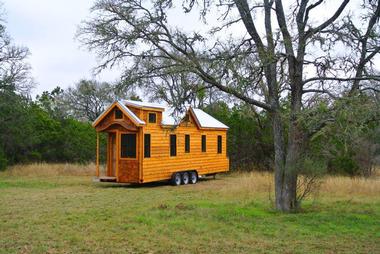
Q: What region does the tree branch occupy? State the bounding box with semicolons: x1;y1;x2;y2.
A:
305;0;350;38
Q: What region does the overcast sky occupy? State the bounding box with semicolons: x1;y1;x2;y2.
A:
3;0;121;97
2;0;378;99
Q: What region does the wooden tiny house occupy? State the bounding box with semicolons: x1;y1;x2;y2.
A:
92;100;229;185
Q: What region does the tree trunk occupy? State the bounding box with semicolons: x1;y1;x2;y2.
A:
272;112;303;212
272;110;286;211
273;61;304;212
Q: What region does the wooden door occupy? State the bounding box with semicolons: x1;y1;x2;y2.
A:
119;132;139;182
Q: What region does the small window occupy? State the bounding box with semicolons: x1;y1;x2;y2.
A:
121;133;136;158
144;134;151;158
148;113;157;123
201;135;206;152
217;135;222;154
185;134;190;153
115;109;123;119
170;134;177;156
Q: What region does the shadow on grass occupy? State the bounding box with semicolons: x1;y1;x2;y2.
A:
94;177;220;189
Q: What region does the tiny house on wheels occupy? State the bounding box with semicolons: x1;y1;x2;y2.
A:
92;100;229;185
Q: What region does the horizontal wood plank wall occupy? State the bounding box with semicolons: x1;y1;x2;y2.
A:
142;112;229;183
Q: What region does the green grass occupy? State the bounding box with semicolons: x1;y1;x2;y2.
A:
0;173;379;254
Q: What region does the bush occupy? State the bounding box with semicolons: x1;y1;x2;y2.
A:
0;147;7;171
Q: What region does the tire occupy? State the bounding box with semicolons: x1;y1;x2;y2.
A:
189;171;198;184
182;172;190;185
171;172;182;186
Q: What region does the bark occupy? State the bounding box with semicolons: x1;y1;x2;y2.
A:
271;110;287;210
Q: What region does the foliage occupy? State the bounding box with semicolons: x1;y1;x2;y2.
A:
0;88;106;168
78;0;380;211
204;102;273;170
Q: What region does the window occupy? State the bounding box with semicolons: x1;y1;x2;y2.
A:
115;109;123;119
201;135;206;152
148;113;157;123
185;134;190;153
170;134;177;156
217;135;222;154
121;133;136;158
144;134;151;158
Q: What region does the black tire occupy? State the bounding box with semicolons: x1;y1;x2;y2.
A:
182;172;190;185
171;172;182;186
189;171;198;184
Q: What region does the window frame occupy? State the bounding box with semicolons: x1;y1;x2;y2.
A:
114;108;123;120
217;135;222;154
201;135;206;152
170;134;177;157
144;134;151;158
185;134;190;153
120;133;137;159
148;112;157;123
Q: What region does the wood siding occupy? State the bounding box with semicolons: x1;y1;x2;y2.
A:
141;113;229;183
94;103;229;184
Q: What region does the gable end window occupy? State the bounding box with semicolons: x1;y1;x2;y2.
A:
115;109;123;119
144;134;151;158
121;133;136;158
185;134;190;153
170;134;177;156
217;135;222;154
201;135;206;152
148;113;157;123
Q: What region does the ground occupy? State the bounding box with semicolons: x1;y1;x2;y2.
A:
0;164;379;254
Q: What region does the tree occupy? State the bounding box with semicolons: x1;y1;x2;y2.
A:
0;10;33;93
78;0;380;211
61;79;142;121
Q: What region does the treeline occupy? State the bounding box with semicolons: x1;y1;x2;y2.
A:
1;80;379;177
0;88;103;170
205;95;380;177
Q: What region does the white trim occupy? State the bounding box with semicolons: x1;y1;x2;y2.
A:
117;101;145;125
190;108;229;129
123;100;166;110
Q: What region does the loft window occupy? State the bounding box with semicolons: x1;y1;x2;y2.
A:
144;134;151;158
217;135;222;154
170;134;177;156
115;109;123;119
148;113;157;123
121;133;136;158
185;134;190;153
201;135;206;152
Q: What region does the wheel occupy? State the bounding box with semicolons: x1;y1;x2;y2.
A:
171;172;182;186
182;172;189;185
189;171;198;184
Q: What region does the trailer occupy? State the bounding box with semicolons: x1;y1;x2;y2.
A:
92;100;229;185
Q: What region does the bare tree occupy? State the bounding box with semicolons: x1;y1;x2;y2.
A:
78;0;380;211
0;10;33;94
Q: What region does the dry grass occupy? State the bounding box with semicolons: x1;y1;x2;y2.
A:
2;164;379;198
321;175;380;197
1;163;106;177
219;171;380;200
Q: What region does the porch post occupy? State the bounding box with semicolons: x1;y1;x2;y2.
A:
96;132;100;177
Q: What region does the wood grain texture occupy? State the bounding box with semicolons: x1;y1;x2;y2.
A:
94;104;229;184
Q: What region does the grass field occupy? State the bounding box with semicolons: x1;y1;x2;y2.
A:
0;164;379;254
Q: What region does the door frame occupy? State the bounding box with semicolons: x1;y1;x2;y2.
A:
118;131;139;161
107;131;117;177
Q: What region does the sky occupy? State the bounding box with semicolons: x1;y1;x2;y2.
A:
3;0;121;97
2;0;378;99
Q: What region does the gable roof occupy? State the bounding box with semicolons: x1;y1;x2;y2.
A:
190;108;229;129
93;100;229;130
92;101;145;127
